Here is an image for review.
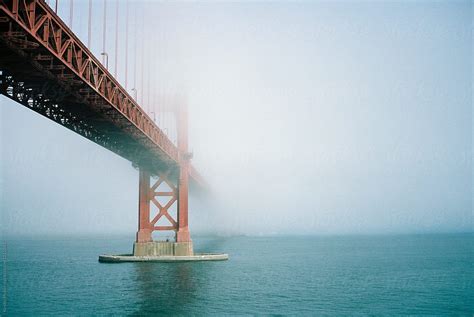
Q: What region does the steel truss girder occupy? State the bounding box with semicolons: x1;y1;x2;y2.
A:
0;0;209;184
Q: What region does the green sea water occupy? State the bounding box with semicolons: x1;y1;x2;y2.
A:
2;233;473;315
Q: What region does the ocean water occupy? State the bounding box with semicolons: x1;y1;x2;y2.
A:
2;233;473;315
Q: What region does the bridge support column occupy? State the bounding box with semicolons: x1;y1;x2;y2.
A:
176;100;191;243
136;168;152;243
133;101;193;256
176;161;191;242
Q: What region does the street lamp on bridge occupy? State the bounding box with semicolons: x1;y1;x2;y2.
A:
131;88;137;101
100;52;108;69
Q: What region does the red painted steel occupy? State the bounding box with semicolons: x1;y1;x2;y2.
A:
137;169;190;242
0;0;206;242
137;168;152;243
0;0;178;161
176;103;191;242
135;105;192;242
0;0;205;186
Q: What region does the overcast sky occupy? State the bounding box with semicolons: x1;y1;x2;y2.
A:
1;1;472;237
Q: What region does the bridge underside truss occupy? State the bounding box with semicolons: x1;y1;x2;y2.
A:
0;0;202;243
0;71;141;160
0;0;190;178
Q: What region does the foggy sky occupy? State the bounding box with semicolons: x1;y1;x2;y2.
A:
1;1;472;237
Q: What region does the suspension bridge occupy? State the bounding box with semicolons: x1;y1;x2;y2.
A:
0;0;224;260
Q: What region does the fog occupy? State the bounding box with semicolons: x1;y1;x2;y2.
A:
1;1;472;237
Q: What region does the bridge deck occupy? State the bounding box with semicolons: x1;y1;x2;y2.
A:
0;0;204;186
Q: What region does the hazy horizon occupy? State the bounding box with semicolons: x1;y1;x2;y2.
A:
1;0;472;237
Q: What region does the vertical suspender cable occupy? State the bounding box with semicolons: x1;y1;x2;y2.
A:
145;8;150;113
146;6;150;116
140;8;144;109
151;9;157;122
158;7;162;129
87;0;92;48
133;2;137;98
114;0;119;78
124;0;129;90
69;0;73;28
102;0;107;65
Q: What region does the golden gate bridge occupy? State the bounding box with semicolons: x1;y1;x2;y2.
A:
0;0;224;261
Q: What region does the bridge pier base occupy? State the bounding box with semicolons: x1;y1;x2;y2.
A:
133;241;193;256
